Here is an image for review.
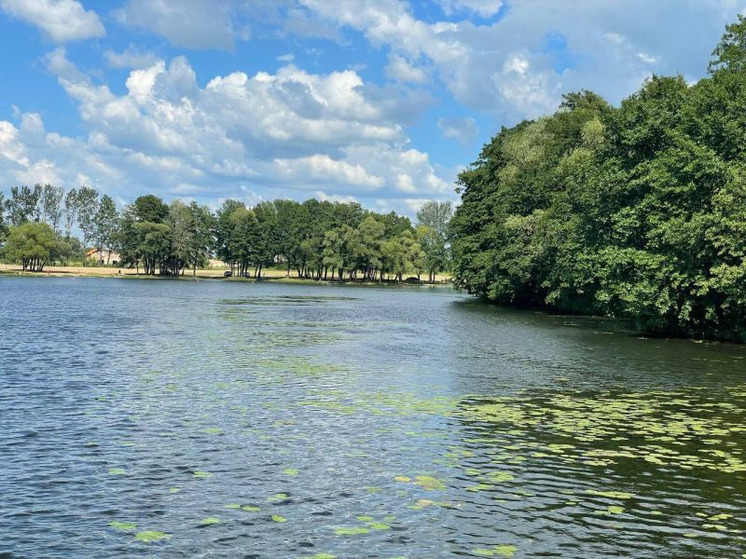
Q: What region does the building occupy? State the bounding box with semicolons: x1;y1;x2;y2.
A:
86;248;120;265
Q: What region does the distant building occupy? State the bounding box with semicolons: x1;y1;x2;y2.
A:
86;248;120;265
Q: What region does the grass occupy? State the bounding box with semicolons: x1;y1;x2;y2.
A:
0;263;452;284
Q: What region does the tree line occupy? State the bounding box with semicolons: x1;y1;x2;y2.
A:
450;16;746;341
0;184;453;281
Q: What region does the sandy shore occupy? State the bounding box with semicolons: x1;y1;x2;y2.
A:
0;263;451;283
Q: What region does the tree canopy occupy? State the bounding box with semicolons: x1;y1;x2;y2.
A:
2;182;452;282
450;19;746;341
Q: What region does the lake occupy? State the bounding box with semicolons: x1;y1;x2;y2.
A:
1;277;744;558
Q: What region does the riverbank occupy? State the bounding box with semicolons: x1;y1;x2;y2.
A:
0;263;452;285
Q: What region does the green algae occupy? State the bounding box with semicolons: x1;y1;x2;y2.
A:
267;493;288;503
458;384;746;475
193;470;212;478
472;544;518;557
585;490;635;500
413;475;446;490
109;521;136;532
334;526;370;536
271;515;288;523
199;517;221;526
134;531;170;543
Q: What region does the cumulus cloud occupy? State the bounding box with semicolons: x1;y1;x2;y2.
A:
105;46;161;69
385;53;429;84
0;0;105;42
299;0;740;122
114;0;239;50
438;117;478;145
0;50;454;213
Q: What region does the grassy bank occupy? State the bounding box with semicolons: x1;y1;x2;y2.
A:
0;263;452;285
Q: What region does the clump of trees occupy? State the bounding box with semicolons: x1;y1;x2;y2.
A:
212;198;452;281
450;16;746;341
0;182;454;282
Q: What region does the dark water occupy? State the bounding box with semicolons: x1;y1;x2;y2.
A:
1;277;744;558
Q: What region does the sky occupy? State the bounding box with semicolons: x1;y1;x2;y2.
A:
0;1;745;216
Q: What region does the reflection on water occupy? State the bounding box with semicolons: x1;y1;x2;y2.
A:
0;278;744;558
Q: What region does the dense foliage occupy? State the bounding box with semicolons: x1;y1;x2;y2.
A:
451;17;746;341
0;183;453;282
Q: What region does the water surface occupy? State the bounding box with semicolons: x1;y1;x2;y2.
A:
1;277;744;558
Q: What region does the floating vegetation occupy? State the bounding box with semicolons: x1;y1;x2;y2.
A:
108;467;126;475
134;531;171;543
472;544;518;557
267;493;288;503
271;515;288;523
459;385;746;475
109;521;136;532
585;490;634;500
224;503;241;510
241;505;261;512
413;475;446;491
283;468;299;476
334;526;370;536
193;470;212;478
595;506;625;515
199;517;221;526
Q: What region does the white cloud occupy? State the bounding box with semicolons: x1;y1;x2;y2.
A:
385;53;429;84
105;46;161;70
438;0;503;18
0;0;104;42
115;0;238;50
314;191;359;204
0;51;455;214
438;117;478;145
299;0;742;122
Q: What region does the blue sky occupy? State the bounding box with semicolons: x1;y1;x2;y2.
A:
0;0;744;216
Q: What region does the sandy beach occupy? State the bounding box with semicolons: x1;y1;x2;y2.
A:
0;263;451;283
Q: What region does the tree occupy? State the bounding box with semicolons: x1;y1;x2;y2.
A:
136;222;172;275
5;185;42;225
167;200;192;275
76;186;100;249
132;194;169;223
449;16;746;341
709;14;746;74
416;201;453;240
0;191;6;241
322;229;344;280
417;225;448;283
253;201;280;277
416;201;454;280
186;202;214;277
40;184;64;234
93;195;119;264
356;216;385;281
215;199;246;271
3;222;59;271
64;188;79;239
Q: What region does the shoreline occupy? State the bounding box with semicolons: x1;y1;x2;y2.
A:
0;263;453;287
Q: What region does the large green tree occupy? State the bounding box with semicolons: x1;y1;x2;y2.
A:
450;18;746;341
3;222;60;271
